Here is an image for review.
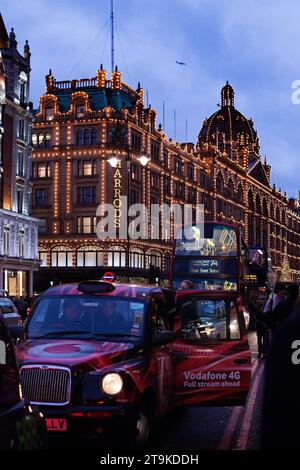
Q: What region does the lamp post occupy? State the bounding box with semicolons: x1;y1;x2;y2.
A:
107;126;149;282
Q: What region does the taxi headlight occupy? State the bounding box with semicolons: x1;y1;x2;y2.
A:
101;373;123;395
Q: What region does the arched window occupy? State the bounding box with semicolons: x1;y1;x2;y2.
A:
227;179;234;199
270;202;274;220
84;129;91;146
129;249;144;268
216;173;224;194
147;250;162;269
76;246;104;267
107;246;126;267
236;184;243;203
76;129;83;146
91;129;97;145
51;246;73;267
255;194;261;214
262;199;268;218
248;190;254;210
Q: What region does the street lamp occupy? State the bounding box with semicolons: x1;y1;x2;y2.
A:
107;127;149;282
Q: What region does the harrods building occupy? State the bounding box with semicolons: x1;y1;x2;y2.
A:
31;66;300;290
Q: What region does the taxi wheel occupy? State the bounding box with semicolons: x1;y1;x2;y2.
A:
135;397;155;449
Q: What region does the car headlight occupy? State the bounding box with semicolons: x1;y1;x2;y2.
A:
101;373;123;396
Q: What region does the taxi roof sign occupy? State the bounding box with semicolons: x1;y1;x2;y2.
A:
102;272;116;283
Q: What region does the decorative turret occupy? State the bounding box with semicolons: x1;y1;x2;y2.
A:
45;69;54;92
23;40;30;61
8;27;17;49
111;65;121;90
221;81;234;107
263;155;271;183
97;64;106;88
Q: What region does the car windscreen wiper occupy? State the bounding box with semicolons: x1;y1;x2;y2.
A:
30;330;91;338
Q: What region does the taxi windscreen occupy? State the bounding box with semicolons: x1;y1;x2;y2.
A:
27;296;145;340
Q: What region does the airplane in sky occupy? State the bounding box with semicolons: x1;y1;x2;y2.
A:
176;61;186;65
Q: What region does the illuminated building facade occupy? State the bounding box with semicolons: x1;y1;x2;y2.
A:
32;68;300;290
0;15;39;297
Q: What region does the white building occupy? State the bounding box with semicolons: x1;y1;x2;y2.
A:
0;14;39;297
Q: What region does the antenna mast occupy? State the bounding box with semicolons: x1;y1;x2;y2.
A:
111;0;115;73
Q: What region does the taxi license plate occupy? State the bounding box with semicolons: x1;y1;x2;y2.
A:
46;418;67;432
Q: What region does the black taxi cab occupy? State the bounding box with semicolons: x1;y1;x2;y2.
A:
15;280;251;447
15;281;176;447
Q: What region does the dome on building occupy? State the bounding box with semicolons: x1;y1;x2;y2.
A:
198;81;260;155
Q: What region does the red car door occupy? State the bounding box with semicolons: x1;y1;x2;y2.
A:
172;292;252;407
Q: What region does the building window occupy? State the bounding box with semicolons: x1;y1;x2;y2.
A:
45;106;54;121
131;163;140;181
18;230;25;257
18;119;25;140
147;250;162;269
39;251;48;267
76;247;104;267
77;159;96;176
34;162;51;178
130;189;140;205
163;151;168;167
76;129;83;146
175;158;182;175
77;216;97;234
35;188;47;207
131;131;141;151
163;176;171;195
32;133;38;147
129;249;144;268
84;129;91;146
188;164;194;180
17;151;25;177
38;134;44;148
45;132;51;148
175;182;184;199
107;246;126;267
150;172;159;190
51;247;73;267
38;219;47;234
17;190;23;214
76;105;85;118
20;81;26;103
77;186;96;205
151;142;160;162
3;226;9;255
91;129;97;145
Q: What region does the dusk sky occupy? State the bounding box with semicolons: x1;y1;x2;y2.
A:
1;0;300;197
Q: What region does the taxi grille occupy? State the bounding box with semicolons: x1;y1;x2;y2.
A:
20;365;71;406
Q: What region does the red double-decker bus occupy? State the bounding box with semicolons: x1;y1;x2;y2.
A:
170;222;252;407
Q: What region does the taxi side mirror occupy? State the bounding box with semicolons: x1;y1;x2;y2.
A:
152;330;176;346
8;324;25;340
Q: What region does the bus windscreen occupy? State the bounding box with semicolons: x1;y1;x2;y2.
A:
172;223;240;292
175;224;237;256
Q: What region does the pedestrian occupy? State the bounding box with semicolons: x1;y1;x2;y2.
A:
271;283;299;331
261;295;300;449
178;280;194;291
251;302;269;359
262;282;286;333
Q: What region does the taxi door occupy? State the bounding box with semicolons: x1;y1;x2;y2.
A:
172;293;252;407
